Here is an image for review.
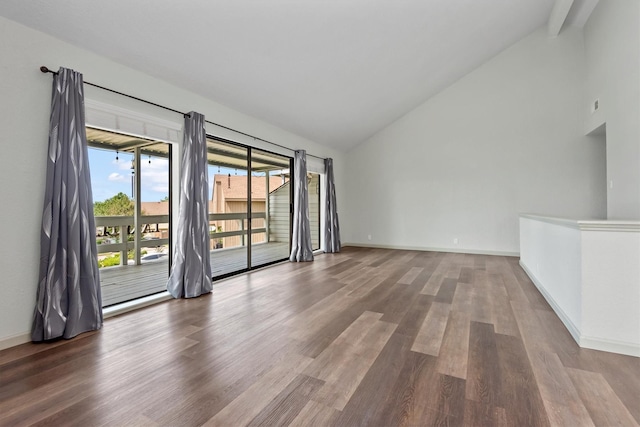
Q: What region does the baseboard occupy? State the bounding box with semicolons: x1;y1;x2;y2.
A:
0;332;31;351
580;336;640;357
519;260;582;345
343;242;519;257
519;260;639;358
0;293;174;352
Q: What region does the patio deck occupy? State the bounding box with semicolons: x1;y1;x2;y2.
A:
100;241;290;307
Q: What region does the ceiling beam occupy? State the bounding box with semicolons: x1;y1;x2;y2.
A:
87;141;169;159
548;0;575;37
206;147;289;169
564;0;599;28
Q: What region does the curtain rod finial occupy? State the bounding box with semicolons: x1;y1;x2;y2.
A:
40;66;50;73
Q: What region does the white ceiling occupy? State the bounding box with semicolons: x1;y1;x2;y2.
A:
0;0;593;151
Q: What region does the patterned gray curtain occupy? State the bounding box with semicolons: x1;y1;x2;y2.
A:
289;150;314;262
167;112;212;298
324;158;341;253
32;67;103;342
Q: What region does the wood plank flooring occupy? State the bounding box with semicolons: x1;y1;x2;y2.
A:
1;247;638;426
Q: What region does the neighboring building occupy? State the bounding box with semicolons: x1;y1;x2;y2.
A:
122;172;320;251
211;174;288;248
269;174;320;250
139;201;170;240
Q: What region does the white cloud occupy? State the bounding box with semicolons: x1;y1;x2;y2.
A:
117;161;134;171
152;185;169;193
108;172;125;182
143;158;169;171
140;159;169;193
112;151;134;169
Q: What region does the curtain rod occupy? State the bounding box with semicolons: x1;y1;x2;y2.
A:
40;66;326;161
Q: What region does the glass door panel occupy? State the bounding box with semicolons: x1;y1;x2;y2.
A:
207;139;249;278
138;152;170;267
250;149;291;267
86;127;172;307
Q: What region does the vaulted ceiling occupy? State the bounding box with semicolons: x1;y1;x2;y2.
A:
0;0;597;150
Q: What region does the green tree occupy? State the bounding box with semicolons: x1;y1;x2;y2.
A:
94;192;134;216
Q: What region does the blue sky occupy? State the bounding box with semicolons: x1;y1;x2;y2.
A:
88;147;169;202
88;147;250;203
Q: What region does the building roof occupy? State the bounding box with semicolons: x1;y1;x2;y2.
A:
139;175;286;215
140;201;169;216
212;174;287;201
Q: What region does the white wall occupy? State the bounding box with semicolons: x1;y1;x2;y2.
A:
343;27;606;254
584;0;640;219
0;16;345;347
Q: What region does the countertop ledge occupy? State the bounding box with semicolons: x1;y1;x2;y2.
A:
520;214;640;232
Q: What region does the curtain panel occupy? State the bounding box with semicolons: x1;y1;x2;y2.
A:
167;112;213;298
324;158;341;253
32;67;103;342
289;150;314;262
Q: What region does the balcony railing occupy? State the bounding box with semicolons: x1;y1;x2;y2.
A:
95;212;268;266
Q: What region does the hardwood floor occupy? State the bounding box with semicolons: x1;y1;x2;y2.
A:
1;247;638;426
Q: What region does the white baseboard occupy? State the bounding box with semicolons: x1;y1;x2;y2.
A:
519;260;582;344
0;332;31;351
343;242;519;257
580;336;640;357
0;293;174;352
519;260;640;358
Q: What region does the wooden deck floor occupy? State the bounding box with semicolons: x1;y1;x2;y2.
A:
1;247;638;426
100;241;289;307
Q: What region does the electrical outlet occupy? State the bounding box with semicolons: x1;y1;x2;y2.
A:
453;238;459;245
367;234;372;241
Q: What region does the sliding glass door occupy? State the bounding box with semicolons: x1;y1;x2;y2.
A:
207;137;292;279
88;129;296;297
207;140;250;277
87;127;172;307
